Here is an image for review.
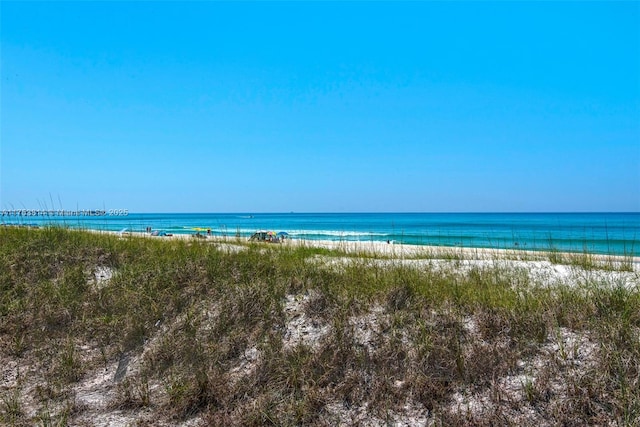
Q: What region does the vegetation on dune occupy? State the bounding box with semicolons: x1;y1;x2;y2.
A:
0;227;639;426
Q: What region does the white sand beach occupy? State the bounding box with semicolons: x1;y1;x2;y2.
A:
97;229;640;291
102;228;640;266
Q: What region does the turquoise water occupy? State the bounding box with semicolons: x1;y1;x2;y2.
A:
3;212;639;256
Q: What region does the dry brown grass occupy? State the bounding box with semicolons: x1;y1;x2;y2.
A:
1;227;639;426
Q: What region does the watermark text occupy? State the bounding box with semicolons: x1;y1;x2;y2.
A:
1;209;129;217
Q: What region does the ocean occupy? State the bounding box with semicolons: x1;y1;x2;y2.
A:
3;212;639;256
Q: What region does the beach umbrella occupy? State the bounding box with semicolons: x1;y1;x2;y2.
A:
277;231;289;236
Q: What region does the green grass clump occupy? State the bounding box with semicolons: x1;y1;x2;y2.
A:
0;227;638;426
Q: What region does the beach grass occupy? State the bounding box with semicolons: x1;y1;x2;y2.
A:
0;227;639;426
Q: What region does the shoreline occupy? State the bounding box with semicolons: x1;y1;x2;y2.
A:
3;213;638;259
4;223;636;265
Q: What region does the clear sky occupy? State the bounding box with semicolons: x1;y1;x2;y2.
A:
2;1;639;213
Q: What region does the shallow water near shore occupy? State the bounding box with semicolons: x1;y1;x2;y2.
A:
5;212;639;256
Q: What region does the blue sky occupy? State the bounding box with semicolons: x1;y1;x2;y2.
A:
2;1;639;212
